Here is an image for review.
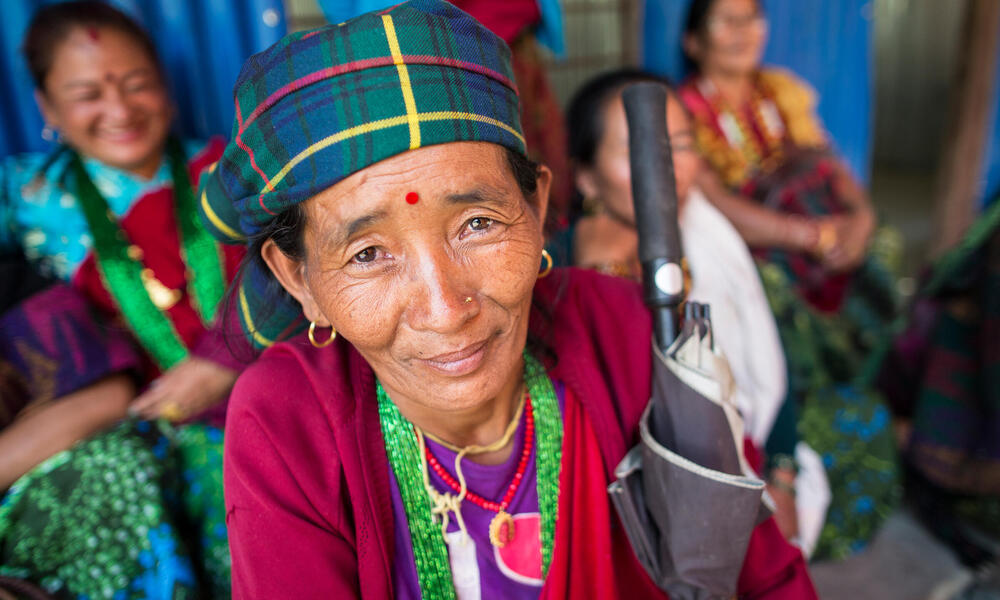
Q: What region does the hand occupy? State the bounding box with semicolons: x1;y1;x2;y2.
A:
818;211;873;273
783;214;821;254
130;357;237;422
767;468;800;541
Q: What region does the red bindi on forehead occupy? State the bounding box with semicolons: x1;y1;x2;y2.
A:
86;26;100;41
405;192;419;205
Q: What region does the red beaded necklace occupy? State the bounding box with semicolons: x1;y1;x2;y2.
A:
422;394;535;547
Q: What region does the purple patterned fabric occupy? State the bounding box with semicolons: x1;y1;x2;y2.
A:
0;283;139;427
391;382;565;598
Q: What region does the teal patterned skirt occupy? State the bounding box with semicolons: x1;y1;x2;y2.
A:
759;245;902;561
0;419;230;599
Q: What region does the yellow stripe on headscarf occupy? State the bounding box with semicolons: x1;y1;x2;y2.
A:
239;284;275;348
259;111;525;196
383;14;421;149
201;188;246;242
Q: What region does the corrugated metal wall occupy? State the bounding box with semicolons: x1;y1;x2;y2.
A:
544;0;639;108
873;0;965;170
641;0;875;182
872;0;999;206
0;0;287;158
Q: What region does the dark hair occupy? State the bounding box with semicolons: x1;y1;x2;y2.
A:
684;0;720;39
223;202;307;362
566;68;672;169
22;1;160;91
682;0;763;73
226;146;543;356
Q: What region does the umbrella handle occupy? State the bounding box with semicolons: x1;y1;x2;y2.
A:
623;83;686;352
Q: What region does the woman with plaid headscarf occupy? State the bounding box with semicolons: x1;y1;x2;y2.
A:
203;1;817;597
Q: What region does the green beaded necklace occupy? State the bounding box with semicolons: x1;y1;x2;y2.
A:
377;352;562;598
72;138;227;370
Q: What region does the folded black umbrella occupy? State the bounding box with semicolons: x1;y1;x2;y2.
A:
610;317;770;598
607;83;769;600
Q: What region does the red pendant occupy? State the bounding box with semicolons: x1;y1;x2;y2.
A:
489;510;516;548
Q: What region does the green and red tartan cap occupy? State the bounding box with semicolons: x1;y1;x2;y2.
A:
198;0;525;348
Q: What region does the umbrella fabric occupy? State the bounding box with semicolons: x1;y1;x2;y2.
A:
610;312;769;599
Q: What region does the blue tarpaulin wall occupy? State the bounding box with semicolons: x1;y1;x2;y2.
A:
982;38;1000;206
641;0;875;182
0;0;286;159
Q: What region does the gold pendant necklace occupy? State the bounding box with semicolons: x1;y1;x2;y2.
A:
140;267;182;310
419;392;534;549
488;511;516;547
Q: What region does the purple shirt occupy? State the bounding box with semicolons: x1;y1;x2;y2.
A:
390;383;565;599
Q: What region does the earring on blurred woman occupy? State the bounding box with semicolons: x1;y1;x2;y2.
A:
308;320;337;348
538;249;553;279
41;125;56;142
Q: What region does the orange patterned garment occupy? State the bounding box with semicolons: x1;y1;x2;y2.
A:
678;68;827;189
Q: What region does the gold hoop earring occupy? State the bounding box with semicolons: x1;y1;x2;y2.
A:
308;320;336;348
538;249;553;279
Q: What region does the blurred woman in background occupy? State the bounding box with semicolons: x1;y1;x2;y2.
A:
678;0;900;559
0;2;240;596
565;68;831;554
0;255;218;598
679;0;878;279
879;200;1000;567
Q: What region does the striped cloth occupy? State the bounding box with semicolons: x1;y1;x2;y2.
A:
198;0;525;347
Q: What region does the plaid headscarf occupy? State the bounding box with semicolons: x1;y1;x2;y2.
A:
198;0;525;347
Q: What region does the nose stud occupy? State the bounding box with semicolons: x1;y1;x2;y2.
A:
464;296;473;303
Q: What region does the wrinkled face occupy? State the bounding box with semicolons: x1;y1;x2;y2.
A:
276;142;549;414
37;27;172;178
687;0;767;78
576;92;699;223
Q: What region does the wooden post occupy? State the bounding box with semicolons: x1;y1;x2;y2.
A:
931;0;1000;257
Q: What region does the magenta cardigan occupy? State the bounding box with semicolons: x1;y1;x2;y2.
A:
223;268;813;598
